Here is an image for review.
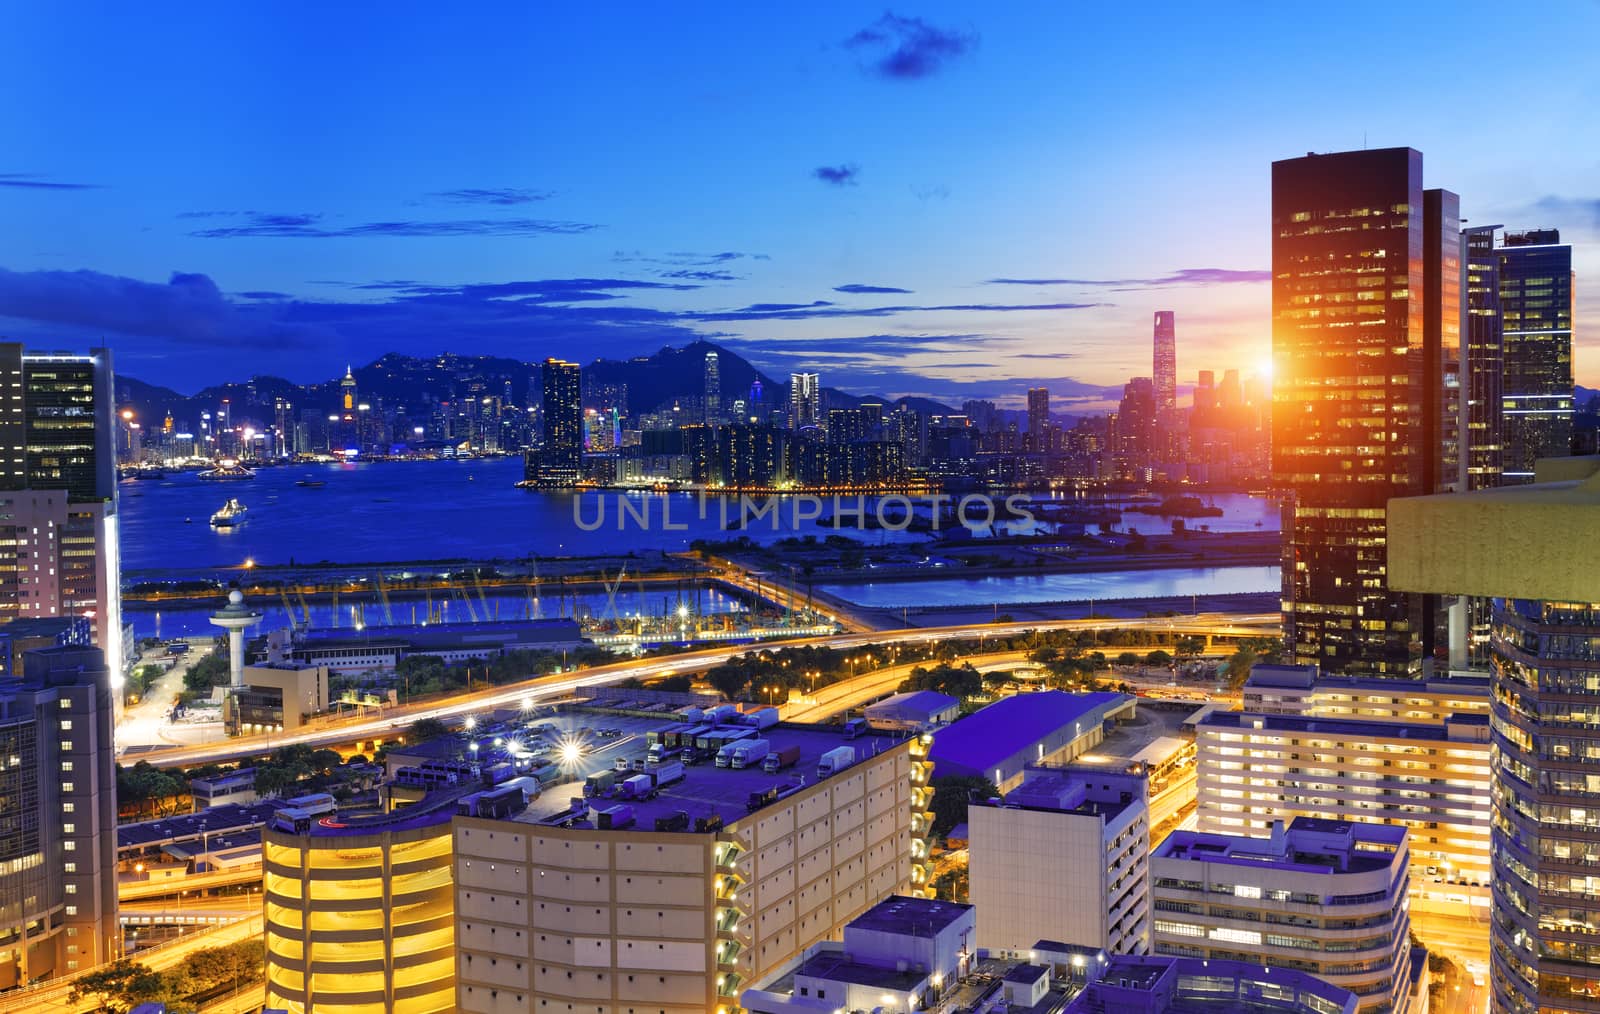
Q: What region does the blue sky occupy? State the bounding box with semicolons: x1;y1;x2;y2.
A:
2;2;1597;405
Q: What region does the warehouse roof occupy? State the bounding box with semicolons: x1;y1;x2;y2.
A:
930;691;1129;776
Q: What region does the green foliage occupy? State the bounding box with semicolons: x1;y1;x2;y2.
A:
900;663;984;700
929;775;998;838
1224;636;1284;690
1145;649;1173;667
116;761;189;818
67;959;167;1014
410;717;450;742
1115;651;1140;666
182;649;230;694
66;940;264;1013
655;674;693;693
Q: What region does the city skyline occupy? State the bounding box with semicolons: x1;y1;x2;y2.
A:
2;4;1597;400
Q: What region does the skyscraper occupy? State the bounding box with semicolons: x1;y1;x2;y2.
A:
789;372;819;430
0;645;119;986
1499;229;1574;482
0;345;122;671
1152;311;1176;412
1461;224;1505;491
1027;387;1050;440
1114;377;1156;476
703;350;720;425
1272;147;1439;677
536;358;582;485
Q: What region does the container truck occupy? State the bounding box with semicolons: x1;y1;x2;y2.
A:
714;742;739;768
817;746;855;779
762;745;801;773
584;770;617;797
654;810;691;832
843;718;868;739
745;706;780;729
728;738;770;769
596;804;635;830
622;774;655;799
747;785;778;811
704;704;738;724
650;760;686;788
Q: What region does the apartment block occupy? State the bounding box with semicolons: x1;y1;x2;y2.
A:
1151;818;1415;1013
1241;664;1491;723
968;767;1150;956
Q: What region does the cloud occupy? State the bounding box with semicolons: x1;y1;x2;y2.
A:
911;184;951;201
1012;352;1075;359
423;187;552;206
190;212;598;239
236;290;291;300
0;267;322;349
834;283;912;294
350;277;700;303
177;210;241;219
845;13;977;79
661;269;741;282
814;164;860;186
613;250;770;267
687;300;1104;322
987;268;1271;287
0;173;102;191
1524;196;1600;233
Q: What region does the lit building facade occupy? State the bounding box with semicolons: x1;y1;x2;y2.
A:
1151;818;1415;1013
452;730;929;1014
264;802;458;1013
533;358;582;487
1271;148;1445;678
0;646;119;988
788;373;819;431
1388;455;1600;1012
1195;710;1490;924
1461;225;1504;491
1497;229;1573;482
968;768;1150;956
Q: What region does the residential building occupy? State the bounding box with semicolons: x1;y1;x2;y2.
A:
1194;710;1490;924
0;646;119;988
1027;387;1050;442
1388;455;1600;1012
533;358;582;486
1271;148;1448;678
1062;955;1359;1014
928;691;1134;793
452;720;931;1013
1239;664;1491;723
1497;229;1574;482
1150;818;1414;1013
969;768;1150;956
0;344;122;670
704;351;721;426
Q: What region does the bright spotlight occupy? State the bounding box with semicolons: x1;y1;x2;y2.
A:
560;740;584;765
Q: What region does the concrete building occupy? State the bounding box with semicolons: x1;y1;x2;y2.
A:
1194;710;1491;924
968;768;1150;956
452;720;931;1014
1240;664;1491;723
1062;955;1359;1014
189;768;259;809
862;690;959;732
1388;456;1600;1013
264;793;459;1014
740;895;975;1014
0;615;93;677
278;618;585;674
224;661;330;735
1150;818;1414;1014
929;691;1134;793
0;646;118;988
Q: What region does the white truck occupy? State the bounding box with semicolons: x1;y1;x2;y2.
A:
817;746;855;779
728;738;770;770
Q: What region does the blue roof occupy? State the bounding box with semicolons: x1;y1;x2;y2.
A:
866;689;959;714
929;691;1127;776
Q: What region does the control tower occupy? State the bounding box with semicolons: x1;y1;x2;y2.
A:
210;588;262;688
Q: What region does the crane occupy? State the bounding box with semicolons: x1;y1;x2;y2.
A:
374;572;395;626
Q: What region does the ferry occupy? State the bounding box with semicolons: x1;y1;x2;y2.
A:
295;478;327;488
198;458;255;481
210;498;248;528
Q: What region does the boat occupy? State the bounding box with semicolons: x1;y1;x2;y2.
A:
210;498;248;527
295;478;327;488
197;458;256;481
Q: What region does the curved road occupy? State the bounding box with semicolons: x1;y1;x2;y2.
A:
126;612;1276;769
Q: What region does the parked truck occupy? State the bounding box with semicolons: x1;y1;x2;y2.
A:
745;706;780;729
817;746;855;779
622;773;655;800
728;738;770;770
650;760;686;788
584;770;617;797
704;704;738;724
596;804;635;830
843;718;868;739
762;745;801;773
654;810;691;832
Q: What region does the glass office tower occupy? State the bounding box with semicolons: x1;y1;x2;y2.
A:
1499;229;1574;482
1271;147;1440;677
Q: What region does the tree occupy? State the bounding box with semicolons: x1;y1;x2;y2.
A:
655;674;693;693
929;775;999;838
410;717;450;743
182;650;230;694
1174;636;1206;664
1115;651;1139;667
706;666;750;701
1028;646;1062;665
68;959;166;1014
1145;649;1172;667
